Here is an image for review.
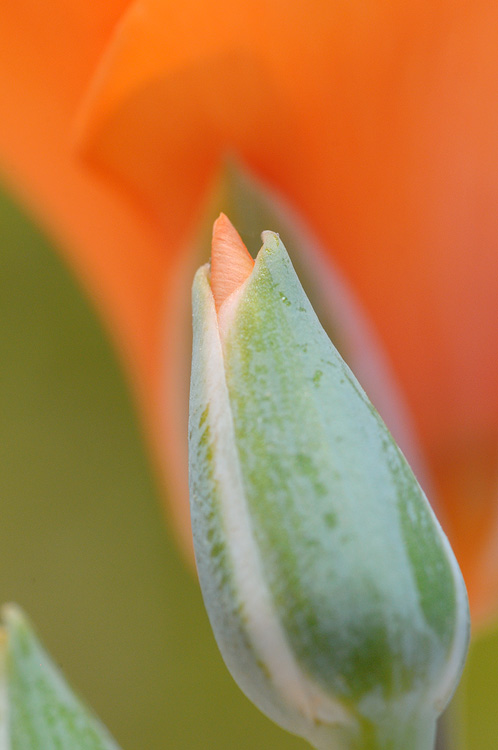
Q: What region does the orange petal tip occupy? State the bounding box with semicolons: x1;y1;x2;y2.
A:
210;213;254;311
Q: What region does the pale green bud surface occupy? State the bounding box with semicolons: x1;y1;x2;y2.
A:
189;227;470;750
0;605;122;750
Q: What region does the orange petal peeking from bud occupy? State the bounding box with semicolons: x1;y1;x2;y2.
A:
210;213;254;312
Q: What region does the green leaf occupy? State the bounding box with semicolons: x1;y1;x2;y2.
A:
1;605;122;750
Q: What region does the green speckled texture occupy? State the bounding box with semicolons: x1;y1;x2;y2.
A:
224;237;459;704
4;608;121;750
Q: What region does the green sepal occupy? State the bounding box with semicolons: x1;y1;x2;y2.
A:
0;605;122;750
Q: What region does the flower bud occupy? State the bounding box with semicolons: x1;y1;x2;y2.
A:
188;216;469;750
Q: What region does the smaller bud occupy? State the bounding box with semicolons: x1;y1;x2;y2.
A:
0;604;122;749
188;218;469;750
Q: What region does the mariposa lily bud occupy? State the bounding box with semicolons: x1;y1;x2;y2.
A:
188;215;469;750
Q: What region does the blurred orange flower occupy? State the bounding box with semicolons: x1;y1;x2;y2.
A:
1;0;497;623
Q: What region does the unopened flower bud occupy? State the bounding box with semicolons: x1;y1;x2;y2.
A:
188;215;469;750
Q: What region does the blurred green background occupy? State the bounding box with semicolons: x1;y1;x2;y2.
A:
0;181;497;749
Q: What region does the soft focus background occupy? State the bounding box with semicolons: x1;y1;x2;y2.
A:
1;178;498;750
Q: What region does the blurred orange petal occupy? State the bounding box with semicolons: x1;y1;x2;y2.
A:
0;0;193;552
1;0;498;621
77;0;498;622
